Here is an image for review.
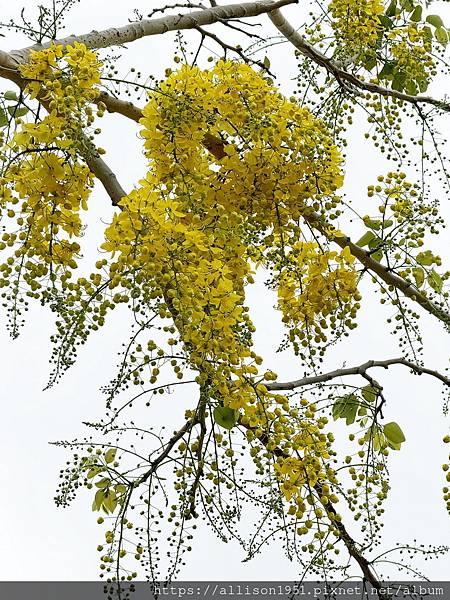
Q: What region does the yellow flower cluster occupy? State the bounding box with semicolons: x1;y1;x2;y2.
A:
0;43;99;322
273;410;334;506
140;61;343;229
3;52;356;516
388;25;435;94
100;62;351;503
329;0;384;58
0;155;92;284
277;243;361;353
17;41;102;155
19;41;101;106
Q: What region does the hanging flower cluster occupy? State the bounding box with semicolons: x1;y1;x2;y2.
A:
329;0;384;58
99;61;361;505
277;243;361;354
0;43;101;335
2;51;364;531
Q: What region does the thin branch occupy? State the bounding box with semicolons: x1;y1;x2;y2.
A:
136;419;196;486
266;357;450;391
194;25;269;71
268;9;450;113
240;421;389;599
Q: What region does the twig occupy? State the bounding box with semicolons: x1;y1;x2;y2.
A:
137;419;196;485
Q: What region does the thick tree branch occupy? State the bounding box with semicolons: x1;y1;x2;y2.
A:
266;357;450;391
0;49;25;86
81;143;128;206
6;0;297;64
268;9;450;113
98;90;143;122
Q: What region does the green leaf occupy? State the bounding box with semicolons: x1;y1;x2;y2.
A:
399;0;414;10
412;267;424;288
105;448;116;464
7;106;28;118
363;216;382;230
372;430;387;452
426;14;444;28
345;400;359;425
102;489;117;514
364;56;378;71
416;77;428;93
115;484;127;496
93;489;104;511
378;15;394;29
213;405;239;429
368;236;382;250
392;73;406;92
371;249;384;262
383;421;406;446
4;91;18;101
263;56;271;69
435;27;448;45
378;61;395;80
356;230;377;247
406;80;418;95
416;250;434;266
423;26;433;41
410;5;422;21
387;440;402;450
332;394;359;425
362;385;379;403
95;478;111;489
87;467;104;479
0;108;8;128
386;0;397;17
428;269;443;293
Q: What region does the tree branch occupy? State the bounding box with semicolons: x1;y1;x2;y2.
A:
81;143;128;206
7;0;297;63
97;90;143;122
137;418;196;485
266;357;450;391
240;421;389;599
302;211;450;329
268;9;450;113
199;133;450;329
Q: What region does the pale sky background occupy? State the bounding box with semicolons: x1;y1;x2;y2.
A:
0;0;449;581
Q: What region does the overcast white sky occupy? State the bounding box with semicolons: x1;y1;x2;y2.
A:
0;0;449;582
